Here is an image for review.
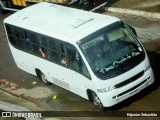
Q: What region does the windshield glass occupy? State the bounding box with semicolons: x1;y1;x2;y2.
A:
80;23;144;79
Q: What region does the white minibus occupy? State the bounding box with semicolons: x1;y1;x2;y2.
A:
4;2;154;110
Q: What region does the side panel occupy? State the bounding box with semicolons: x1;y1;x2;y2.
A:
9;44;36;75
70;70;94;99
41;60;75;93
9;42;78;93
4;23;78;94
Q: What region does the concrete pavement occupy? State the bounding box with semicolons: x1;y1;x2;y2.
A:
0;90;42;120
107;7;160;19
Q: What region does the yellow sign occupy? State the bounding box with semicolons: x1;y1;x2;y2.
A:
12;0;26;6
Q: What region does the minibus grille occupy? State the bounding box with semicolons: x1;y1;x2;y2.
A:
113;79;147;98
114;71;144;88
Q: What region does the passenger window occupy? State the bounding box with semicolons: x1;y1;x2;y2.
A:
20;39;31;51
60;44;67;66
66;47;78;70
13;28;22;38
19;31;31;51
21;30;28;40
28;33;41;45
6;25;22;48
42;37;61;62
49;50;59;62
6;25;20;37
13;28;29;49
28;33;46;58
5;24;12;35
8;36;17;46
61;54;67;66
48;39;60;51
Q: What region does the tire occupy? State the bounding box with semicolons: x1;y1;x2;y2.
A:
39;72;52;85
91;91;105;111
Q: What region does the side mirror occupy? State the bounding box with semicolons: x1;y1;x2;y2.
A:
127;24;137;37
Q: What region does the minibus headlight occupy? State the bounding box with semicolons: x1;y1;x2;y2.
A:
145;65;151;72
97;87;114;93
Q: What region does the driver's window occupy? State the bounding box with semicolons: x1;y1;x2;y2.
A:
65;45;91;79
65;46;79;71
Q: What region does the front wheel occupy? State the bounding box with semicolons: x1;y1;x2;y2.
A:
39;72;52;85
91;91;105;111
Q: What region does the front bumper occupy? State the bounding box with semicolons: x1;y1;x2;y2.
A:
97;68;155;107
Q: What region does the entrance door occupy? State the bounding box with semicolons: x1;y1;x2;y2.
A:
65;45;94;99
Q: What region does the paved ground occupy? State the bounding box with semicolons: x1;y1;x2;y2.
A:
108;0;160;12
104;11;160;42
0;4;160;120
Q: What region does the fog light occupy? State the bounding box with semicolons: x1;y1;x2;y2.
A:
147;76;151;80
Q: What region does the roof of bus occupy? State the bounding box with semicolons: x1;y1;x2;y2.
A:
4;2;120;44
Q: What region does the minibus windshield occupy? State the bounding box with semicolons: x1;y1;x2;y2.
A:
80;23;145;79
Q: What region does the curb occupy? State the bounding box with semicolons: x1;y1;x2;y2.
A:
107;7;160;19
0;89;44;111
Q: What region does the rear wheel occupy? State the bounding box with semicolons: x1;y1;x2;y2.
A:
91;91;105;111
39;72;52;85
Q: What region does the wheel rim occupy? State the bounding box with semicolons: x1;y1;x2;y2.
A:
41;74;48;83
92;92;103;109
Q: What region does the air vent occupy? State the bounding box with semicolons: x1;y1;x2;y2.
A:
23;17;28;20
69;18;94;29
114;71;144;88
113;79;147;98
49;5;56;8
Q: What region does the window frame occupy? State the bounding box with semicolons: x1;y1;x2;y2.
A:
5;24;91;80
64;43;91;80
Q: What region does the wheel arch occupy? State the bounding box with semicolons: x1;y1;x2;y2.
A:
87;89;94;102
35;68;41;78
